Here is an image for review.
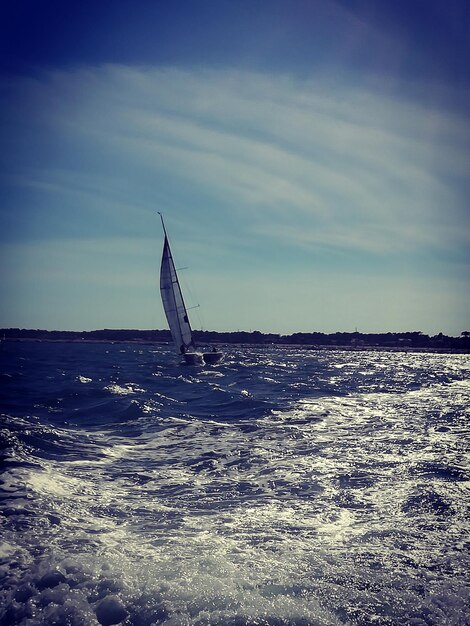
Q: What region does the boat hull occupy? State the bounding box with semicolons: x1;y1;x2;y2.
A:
202;351;223;364
183;352;204;365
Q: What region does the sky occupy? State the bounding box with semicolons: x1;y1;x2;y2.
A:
0;0;469;335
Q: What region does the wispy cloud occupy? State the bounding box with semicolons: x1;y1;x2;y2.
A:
1;64;468;332
3;65;468;255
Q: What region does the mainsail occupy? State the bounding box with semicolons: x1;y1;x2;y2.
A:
159;216;196;355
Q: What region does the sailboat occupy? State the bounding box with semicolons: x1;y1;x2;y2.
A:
158;213;223;365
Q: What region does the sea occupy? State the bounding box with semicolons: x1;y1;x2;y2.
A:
0;341;469;626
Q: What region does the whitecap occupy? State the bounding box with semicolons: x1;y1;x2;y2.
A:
103;383;144;395
77;375;92;384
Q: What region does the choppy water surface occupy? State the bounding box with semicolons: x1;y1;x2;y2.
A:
1;342;469;626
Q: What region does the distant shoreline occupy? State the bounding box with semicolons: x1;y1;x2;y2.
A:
2;328;469;354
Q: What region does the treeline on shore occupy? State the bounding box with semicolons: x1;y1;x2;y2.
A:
2;328;469;351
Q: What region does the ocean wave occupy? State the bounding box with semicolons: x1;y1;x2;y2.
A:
1;343;469;625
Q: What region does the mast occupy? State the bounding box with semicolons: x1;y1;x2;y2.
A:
158;211;168;239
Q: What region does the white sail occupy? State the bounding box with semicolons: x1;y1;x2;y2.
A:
159;229;196;355
158;213;222;365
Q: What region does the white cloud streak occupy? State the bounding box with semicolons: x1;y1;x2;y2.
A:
6;67;468;241
1;65;469;332
6;68;470;242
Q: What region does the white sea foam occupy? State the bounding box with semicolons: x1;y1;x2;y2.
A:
1;346;469;625
104;383;146;395
77;375;92;384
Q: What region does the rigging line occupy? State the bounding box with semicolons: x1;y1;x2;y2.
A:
179;270;203;329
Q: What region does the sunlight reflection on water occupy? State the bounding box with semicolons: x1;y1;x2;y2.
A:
0;344;469;625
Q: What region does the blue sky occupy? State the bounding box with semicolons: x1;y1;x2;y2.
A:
1;0;469;334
